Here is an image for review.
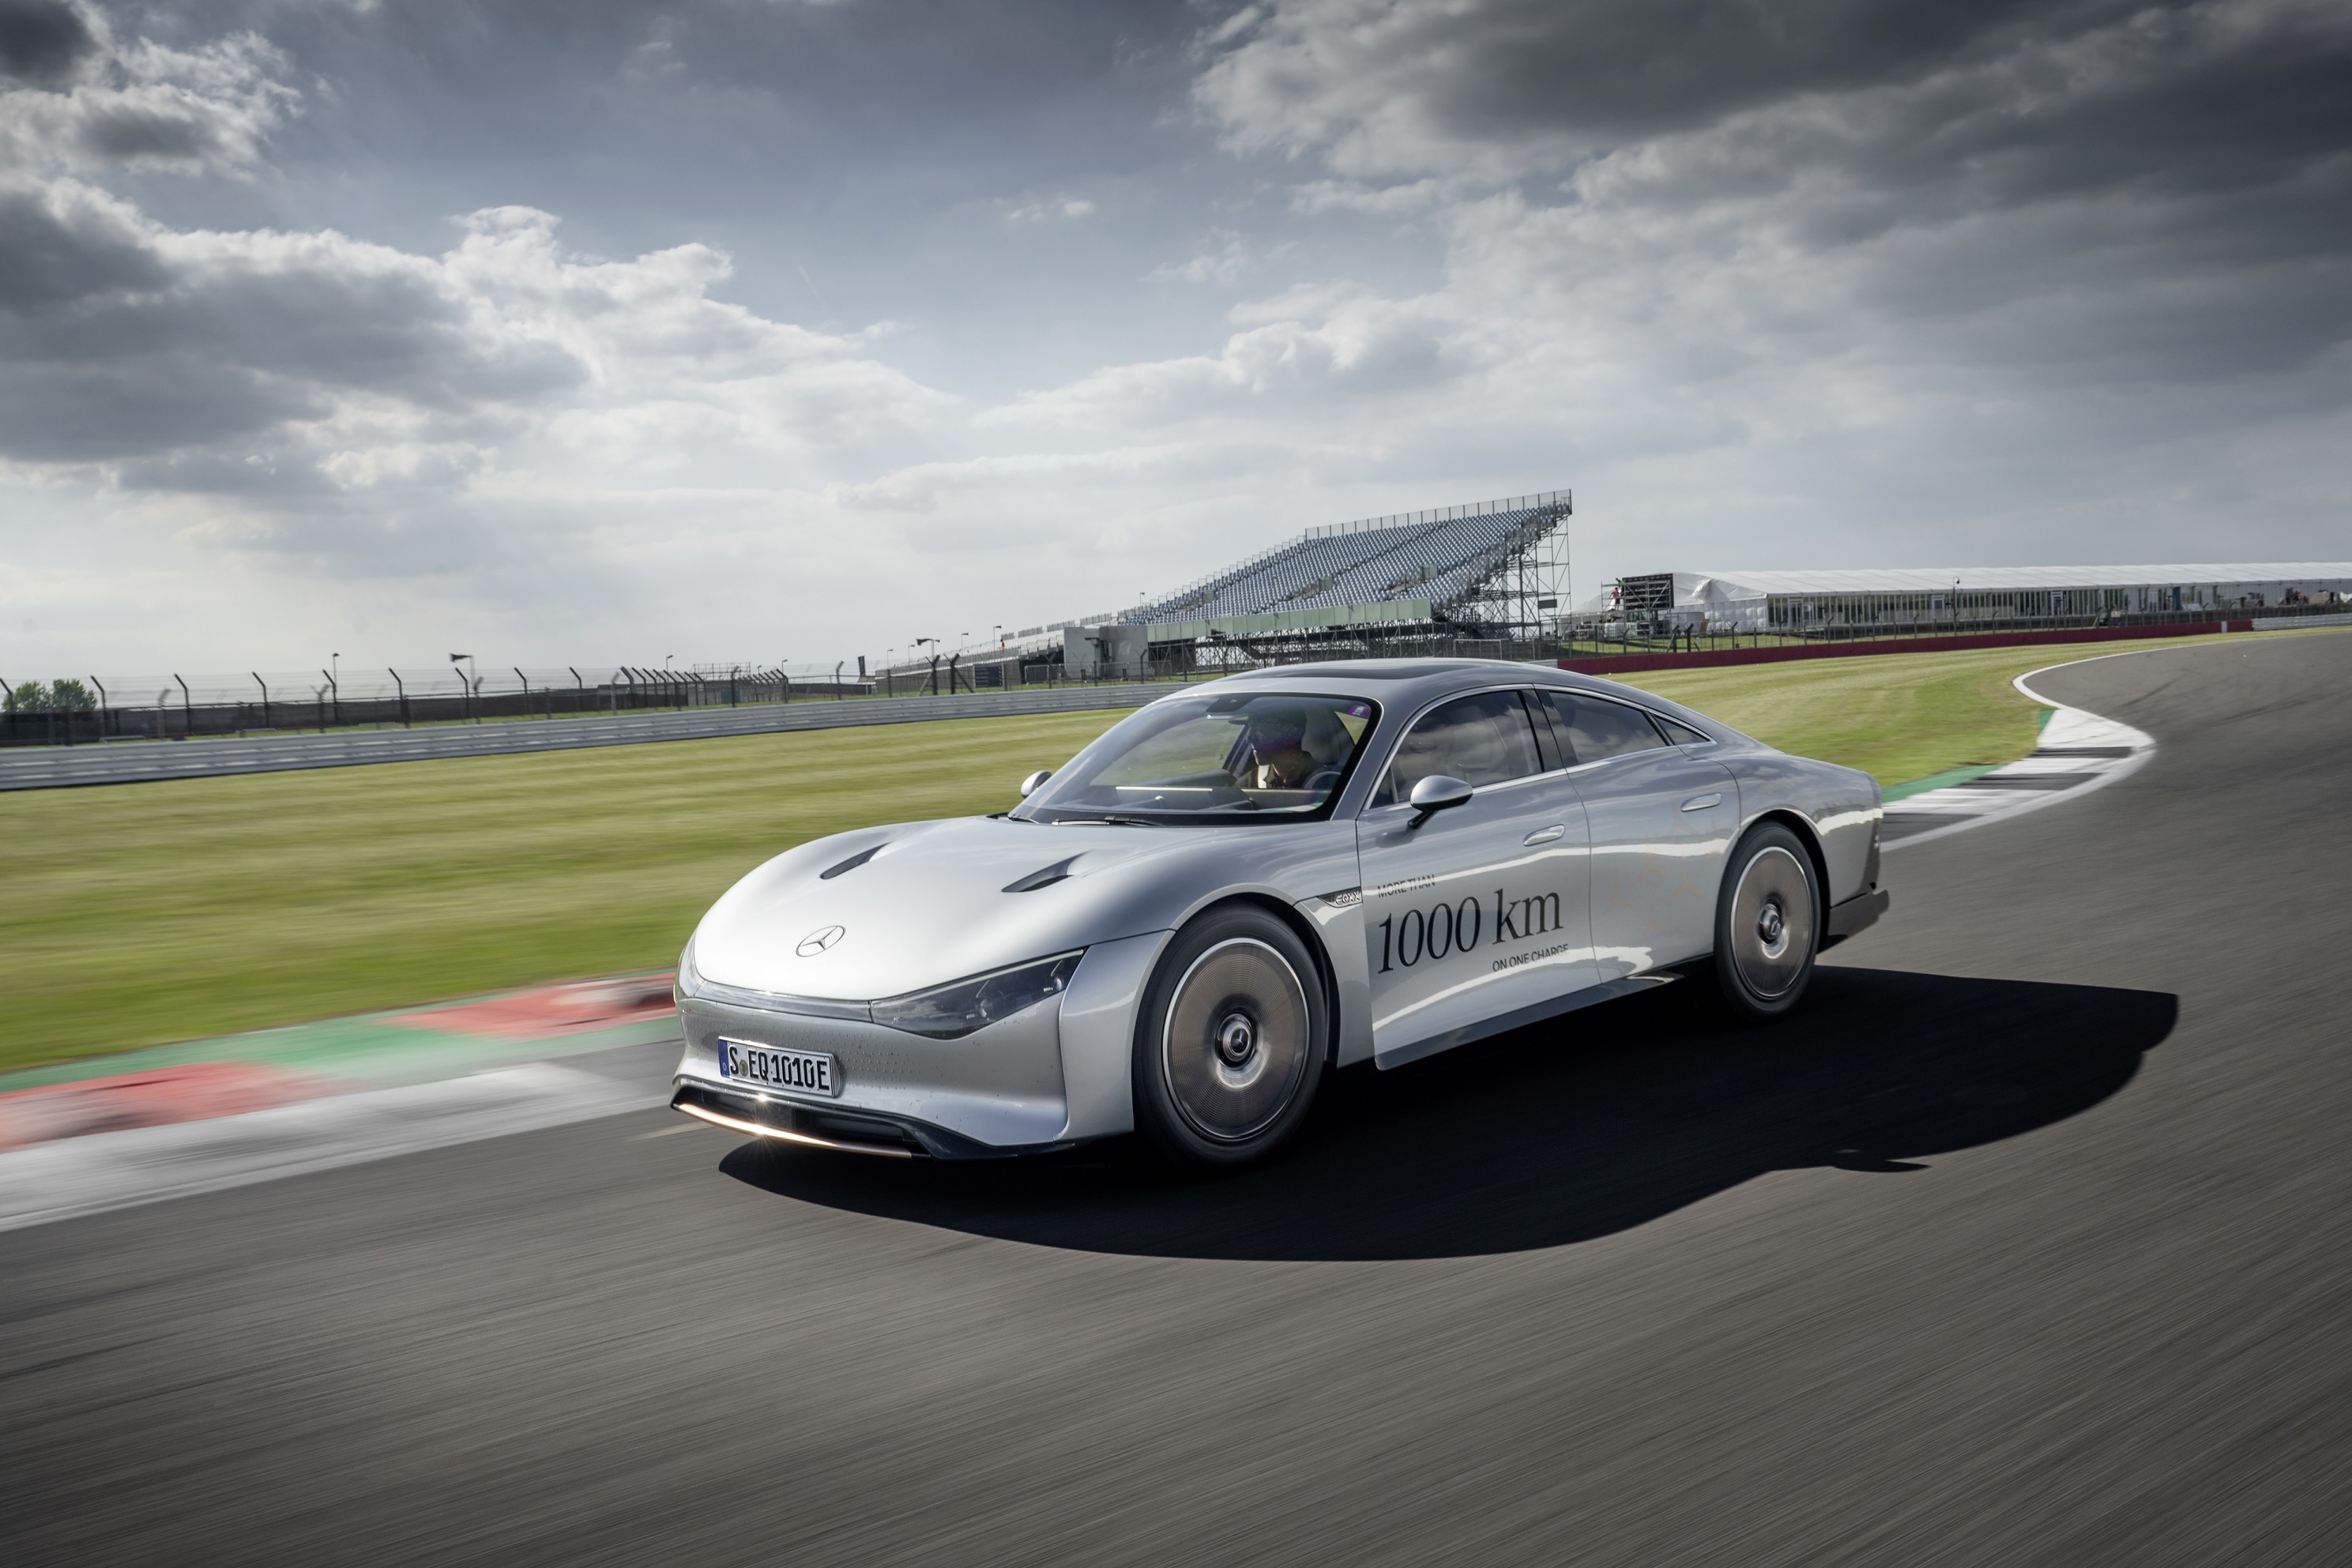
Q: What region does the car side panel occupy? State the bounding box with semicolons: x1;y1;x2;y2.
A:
1056;931;1169;1141
1578;750;1739;978
1298;896;1376;1066
1724;752;1883;904
1039;822;1364;957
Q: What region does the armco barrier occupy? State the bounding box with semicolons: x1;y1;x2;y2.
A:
1558;620;2252;677
0;683;1173;792
2250;611;2352;632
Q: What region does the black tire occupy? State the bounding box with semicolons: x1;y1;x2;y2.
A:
1708;822;1821;1025
1133;904;1328;1174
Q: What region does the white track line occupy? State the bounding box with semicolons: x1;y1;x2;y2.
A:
1882;651;2158;851
0;1062;662;1233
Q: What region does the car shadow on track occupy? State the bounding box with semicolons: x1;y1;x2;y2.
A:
719;966;2175;1262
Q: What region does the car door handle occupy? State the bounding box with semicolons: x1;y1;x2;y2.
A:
1680;792;1722;811
1522;824;1566;844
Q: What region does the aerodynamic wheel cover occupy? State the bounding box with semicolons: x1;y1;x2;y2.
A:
1729;844;1815;1000
1161;937;1313;1142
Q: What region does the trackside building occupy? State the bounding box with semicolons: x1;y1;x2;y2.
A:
1582;565;2352;636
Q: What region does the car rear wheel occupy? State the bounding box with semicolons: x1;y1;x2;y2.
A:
1709;822;1820;1025
1133;905;1327;1173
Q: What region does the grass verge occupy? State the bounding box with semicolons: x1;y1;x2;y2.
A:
1;710;1116;1073
0;630;2273;1072
1635;638;2169;786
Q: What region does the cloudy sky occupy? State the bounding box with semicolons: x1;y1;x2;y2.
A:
2;0;2346;674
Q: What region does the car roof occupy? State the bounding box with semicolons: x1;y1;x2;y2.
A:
1163;657;1738;740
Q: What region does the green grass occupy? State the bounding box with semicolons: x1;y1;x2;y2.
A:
0;630;2267;1073
1626;632;2237;785
0;710;1124;1073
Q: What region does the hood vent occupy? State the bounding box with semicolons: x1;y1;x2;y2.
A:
820;844;884;880
1003;855;1081;893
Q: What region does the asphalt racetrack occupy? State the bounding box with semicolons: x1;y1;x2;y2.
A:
6;633;2349;1565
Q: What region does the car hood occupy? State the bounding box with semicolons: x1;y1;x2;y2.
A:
691;815;1251;1001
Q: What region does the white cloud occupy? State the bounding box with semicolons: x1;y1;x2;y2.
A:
1289;176;1454;215
1004;194;1098;223
1145;227;1255;284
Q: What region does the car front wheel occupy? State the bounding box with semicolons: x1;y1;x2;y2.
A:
1709;822;1820;1025
1132;905;1327;1173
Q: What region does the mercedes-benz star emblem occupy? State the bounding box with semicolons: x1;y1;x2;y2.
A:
796;925;846;957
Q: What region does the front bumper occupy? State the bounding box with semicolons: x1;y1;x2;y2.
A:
672;985;1071;1152
672;1080;1074;1159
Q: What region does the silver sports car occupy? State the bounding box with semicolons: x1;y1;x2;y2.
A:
671;659;1887;1170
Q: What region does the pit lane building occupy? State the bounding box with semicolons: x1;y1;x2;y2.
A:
1581;565;2352;636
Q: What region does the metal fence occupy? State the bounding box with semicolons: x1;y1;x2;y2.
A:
9;605;2342;748
0;664;873;748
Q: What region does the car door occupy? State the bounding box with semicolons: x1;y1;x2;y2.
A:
1356;689;1597;1061
1539;690;1737;981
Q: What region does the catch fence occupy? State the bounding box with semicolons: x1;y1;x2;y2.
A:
0;664;870;748
9;605;2343;748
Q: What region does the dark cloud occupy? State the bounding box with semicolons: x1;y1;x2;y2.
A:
0;190;585;462
0;0;95;85
1203;0;2352;394
1360;0;2129;145
77;106;227;162
0;186;166;309
0;359;321;461
1205;0;2352;188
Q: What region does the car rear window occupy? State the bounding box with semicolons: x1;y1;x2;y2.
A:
1545;693;1667;765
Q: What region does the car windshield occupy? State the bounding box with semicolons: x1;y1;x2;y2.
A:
1015;692;1379;823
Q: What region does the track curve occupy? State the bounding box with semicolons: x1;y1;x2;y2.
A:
6;632;2350;1566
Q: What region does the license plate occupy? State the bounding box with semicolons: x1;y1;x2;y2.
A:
716;1038;839;1097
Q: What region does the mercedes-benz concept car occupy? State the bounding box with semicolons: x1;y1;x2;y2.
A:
671;659;1887;1170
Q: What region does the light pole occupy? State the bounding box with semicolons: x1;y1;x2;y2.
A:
914;637;939;697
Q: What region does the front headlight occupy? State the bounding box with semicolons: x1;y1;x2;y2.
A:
675;938;706;1001
871;950;1084;1040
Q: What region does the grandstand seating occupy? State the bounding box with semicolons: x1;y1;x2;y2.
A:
1120;499;1560;628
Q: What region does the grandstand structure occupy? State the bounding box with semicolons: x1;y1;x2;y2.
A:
1021;491;1571;679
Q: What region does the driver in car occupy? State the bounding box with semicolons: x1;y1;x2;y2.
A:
1234;705;1352;792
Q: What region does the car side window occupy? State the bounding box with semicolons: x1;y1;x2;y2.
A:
1372;691;1543;806
1545;693;1667;765
1656;716;1710;746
